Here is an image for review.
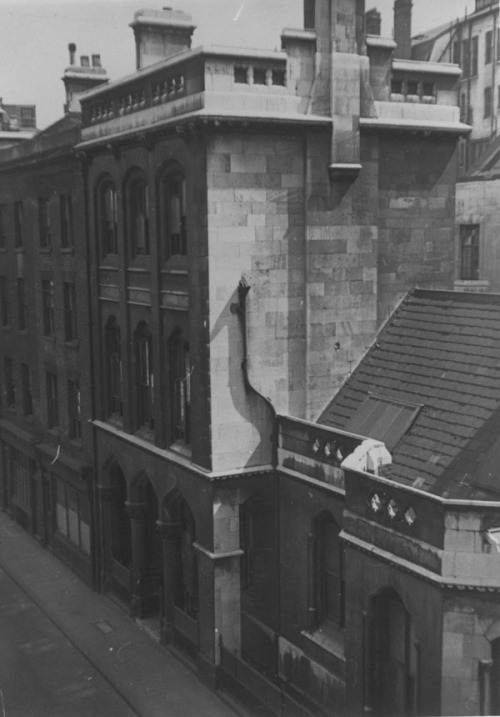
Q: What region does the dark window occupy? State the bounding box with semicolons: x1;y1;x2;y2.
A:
63;282;77;341
407;80;419;96
42;279;55;336
38;198;51;248
128;175;149;255
422;81;435;97
253;67;267;85
98;181;118;256
460;92;467;121
170;335;190;444
14;201;23;248
272;68;286;86
46;371;58;428
491;638;500;715
19;106;36;129
0;205;5;248
453;40;461;65
105;317;122;417
486;30;493;65
162;172;187;259
60;194;73;248
17;278;27;330
68;379;81;440
462;39;471;77
21;363;33;417
485;86;493;118
391;78;404;94
497;28;500;61
498;85;500;110
0;276;10;326
460;224;480;280
314;514;344;628
136;324;154;429
234;65;248;83
55;479;90;553
9;447;34;511
4;357;15;408
472;35;479;76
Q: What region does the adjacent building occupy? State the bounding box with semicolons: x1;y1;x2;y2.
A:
0;97;37;148
0;49;107;582
412;0;500;174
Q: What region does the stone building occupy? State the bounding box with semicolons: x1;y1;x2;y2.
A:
0;1;475;715
412;0;500;174
0;50;107;582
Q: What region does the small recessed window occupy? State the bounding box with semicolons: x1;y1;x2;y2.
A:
391;79;404;94
234;66;248;84
407;80;419;96
253;67;267;85
422;82;435;97
272;68;286;86
460;224;480;280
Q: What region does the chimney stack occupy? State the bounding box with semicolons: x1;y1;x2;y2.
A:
62;44;109;113
366;8;382;36
130;7;196;70
393;0;412;59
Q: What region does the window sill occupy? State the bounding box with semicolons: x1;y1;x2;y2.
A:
105;414;124;428
169;441;192;459
64;339;79;350
43;335;56;344
61;247;75;255
15;247;25;254
40;246;52;254
301;622;345;662
2;324;12;332
454;279;490;293
135;425;155;442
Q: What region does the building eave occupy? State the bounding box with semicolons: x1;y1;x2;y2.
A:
76;110;332;151
360;117;472;136
393;58;462;77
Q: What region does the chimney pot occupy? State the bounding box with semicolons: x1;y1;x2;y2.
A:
80;55;90;67
92;54;102;68
68;43;76;65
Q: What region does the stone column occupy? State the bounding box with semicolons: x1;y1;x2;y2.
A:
96;484;116;592
125;501;150;617
156;520;182;644
194;497;244;687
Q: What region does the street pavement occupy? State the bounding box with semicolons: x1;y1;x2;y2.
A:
0;512;238;717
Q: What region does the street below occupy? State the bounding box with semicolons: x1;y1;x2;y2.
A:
0;566;138;717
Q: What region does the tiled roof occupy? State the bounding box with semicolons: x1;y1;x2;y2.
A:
319;289;500;499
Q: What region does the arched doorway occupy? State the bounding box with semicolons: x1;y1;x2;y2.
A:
128;474;162;618
368;588;418;717
159;492;198;658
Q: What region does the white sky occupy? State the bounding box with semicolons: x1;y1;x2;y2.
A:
0;0;475;129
